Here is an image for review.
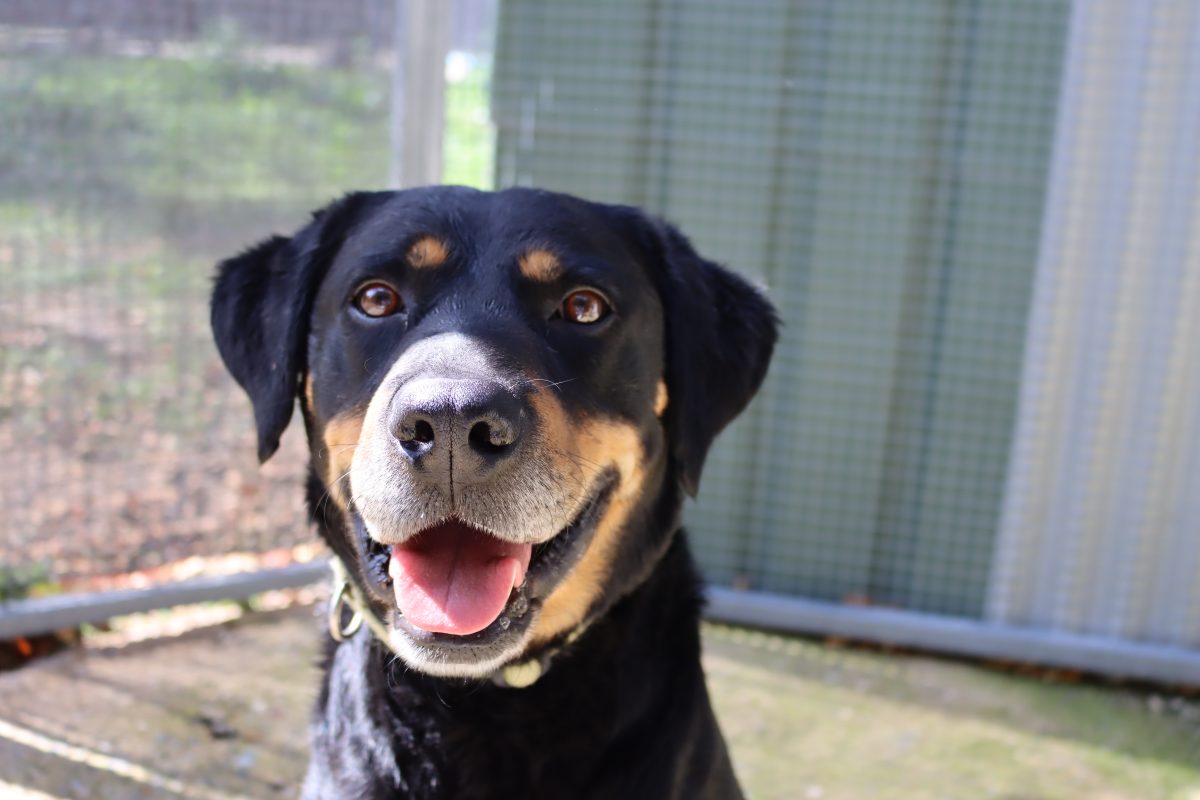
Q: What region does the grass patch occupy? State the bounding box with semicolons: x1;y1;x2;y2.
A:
0;41;494;266
0;51;392;207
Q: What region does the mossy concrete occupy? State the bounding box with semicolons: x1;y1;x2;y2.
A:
0;607;1196;799
703;625;1200;799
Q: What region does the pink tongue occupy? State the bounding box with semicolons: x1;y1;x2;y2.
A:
388;520;532;635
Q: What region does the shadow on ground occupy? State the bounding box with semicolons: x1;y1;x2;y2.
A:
0;605;1196;799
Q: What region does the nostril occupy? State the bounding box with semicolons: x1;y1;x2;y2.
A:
396;416;436;458
412;419;435;444
468;418;515;454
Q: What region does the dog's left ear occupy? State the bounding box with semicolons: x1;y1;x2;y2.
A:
211;193;371;463
620;209;779;496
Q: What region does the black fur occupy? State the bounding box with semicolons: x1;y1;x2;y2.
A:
211;187;776;799
617;210;779;496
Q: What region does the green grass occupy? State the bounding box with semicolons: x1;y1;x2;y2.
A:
1;54;390;206
444;58;496;187
0;43;493;259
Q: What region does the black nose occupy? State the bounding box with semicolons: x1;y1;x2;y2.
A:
389;378;524;485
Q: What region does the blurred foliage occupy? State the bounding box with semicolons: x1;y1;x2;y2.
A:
0;562;58;603
443;53;495;188
0;52;391;208
0;35;491;209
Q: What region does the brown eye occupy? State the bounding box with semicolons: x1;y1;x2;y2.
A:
559;289;610;324
354;282;402;318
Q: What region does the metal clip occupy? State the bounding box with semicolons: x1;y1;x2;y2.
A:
329;579;364;642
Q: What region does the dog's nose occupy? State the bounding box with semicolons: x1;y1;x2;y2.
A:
389;378;524;485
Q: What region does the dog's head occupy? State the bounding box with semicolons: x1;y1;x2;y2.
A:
212;187;776;678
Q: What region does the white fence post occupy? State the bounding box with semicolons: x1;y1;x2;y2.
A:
390;0;451;188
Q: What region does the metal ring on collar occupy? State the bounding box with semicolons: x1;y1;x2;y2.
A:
329;579;364;642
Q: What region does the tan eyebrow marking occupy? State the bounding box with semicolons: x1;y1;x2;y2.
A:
654;380;669;417
518;249;562;282
407;236;448;269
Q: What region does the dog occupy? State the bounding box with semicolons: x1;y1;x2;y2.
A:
211;186;777;798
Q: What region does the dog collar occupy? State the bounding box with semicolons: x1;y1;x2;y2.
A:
327;557;579;689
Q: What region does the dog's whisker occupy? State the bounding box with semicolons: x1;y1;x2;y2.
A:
314;464;357;522
549;447;607;477
520;376;578;392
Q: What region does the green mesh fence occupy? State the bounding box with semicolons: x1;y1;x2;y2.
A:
494;0;1069;618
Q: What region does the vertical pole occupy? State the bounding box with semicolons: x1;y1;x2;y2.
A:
388;0;406;188
390;0;451;188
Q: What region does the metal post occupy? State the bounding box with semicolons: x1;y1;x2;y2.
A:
390;0;451;188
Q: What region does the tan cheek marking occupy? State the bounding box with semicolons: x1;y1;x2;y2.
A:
519;249;562;282
322;410;365;508
654;379;669;417
407;236;448;269
526;389;588;505
530;412;645;647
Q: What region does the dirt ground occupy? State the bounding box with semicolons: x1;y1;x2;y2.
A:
0;605;1197;800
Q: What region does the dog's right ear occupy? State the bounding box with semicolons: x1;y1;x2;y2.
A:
210;193;369;463
609;206;778;496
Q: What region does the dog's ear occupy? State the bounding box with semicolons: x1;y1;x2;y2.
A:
623;210;778;495
211;193;369;463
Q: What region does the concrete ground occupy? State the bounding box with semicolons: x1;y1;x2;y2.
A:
0;604;1197;800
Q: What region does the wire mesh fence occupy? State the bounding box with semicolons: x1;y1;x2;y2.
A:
490;0;1200;676
493;0;1070;617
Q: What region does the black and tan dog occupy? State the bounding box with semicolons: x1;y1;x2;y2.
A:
211;187;776;799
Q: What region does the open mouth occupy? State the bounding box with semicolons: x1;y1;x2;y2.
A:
389;521;531;635
357;471;616;648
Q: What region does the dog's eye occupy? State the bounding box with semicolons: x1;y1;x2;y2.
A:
354;282;403;318
559;289;610;325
